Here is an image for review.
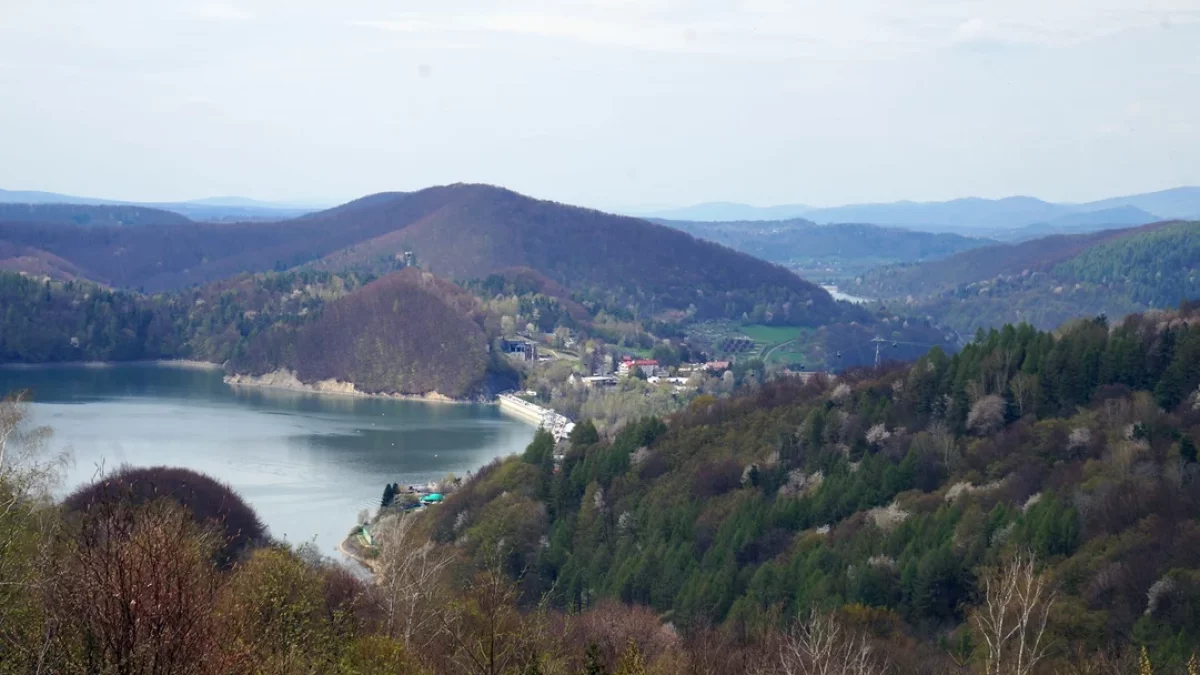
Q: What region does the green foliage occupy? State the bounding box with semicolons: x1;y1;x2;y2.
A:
0;268;503;398
439;305;1200;652
859;221;1200;334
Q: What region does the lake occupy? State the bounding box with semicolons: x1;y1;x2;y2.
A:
0;363;535;556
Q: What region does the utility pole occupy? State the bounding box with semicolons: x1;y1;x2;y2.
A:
870;336;887;368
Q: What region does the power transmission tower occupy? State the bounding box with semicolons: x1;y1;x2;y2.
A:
870;336;888;368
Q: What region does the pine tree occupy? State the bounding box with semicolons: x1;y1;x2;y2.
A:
1181;437;1198;464
583;642;608;675
381;483;395;508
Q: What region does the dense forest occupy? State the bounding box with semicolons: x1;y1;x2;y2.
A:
6;306;1200;673
858;221;1199;333
416;304;1200;672
0;269;367;364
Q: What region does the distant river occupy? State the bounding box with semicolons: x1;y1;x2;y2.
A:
821;284;871;304
0;364;534;556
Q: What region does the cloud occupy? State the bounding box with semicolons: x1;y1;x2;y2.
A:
347;1;1200;59
186;3;256;21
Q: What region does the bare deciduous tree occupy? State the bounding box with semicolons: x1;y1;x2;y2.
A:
56;500;221;675
762;611;886;675
973;551;1056;675
1009;373;1038;419
0;391;67;673
926;421;959;470
441;565;531;675
374;512;455;650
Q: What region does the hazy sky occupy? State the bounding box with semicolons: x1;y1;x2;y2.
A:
1;0;1198;209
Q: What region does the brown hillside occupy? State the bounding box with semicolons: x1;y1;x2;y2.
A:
310;184;845;324
0;184;848;325
229;268;496;399
0;241;85;280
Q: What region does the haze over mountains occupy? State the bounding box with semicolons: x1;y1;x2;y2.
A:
0;188;328;222
638;186;1200;235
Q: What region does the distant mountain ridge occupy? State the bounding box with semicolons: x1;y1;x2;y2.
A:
653;217;991;275
637;186;1200;233
639;201;812;222
0;188;329;222
0;203;191;227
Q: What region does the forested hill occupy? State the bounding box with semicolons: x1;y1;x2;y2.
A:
0;184;850;326
655;218;991;268
229;269;506;398
307;185;845;325
856;220;1198;333
423;305;1200;671
0;203;192;227
0;268;512;399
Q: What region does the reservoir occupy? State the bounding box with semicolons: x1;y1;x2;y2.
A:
820;284;871;304
0;363;534;556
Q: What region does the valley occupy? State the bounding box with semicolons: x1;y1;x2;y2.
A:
3;181;1200;675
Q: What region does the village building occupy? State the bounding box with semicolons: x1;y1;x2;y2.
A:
618;359;660;378
499;338;538;362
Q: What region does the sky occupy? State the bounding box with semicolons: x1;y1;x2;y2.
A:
1;0;1199;210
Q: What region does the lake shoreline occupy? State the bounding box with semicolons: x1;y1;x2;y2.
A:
223;369;487;406
1;363;536;557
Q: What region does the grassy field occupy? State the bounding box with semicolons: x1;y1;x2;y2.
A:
740;324;803;344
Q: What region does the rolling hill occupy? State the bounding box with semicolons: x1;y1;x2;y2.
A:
855;221;1200;333
0;184;851;326
228;269;507;398
635;186;1198;233
655;217;991;278
0;203;192;227
989;205;1161;242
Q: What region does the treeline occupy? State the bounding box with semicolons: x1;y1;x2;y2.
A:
0;269;366;365
421;304;1200;671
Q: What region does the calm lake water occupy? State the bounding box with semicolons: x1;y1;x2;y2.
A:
0;364;534;556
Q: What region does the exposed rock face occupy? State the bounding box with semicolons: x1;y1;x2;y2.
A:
224;369;455;402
